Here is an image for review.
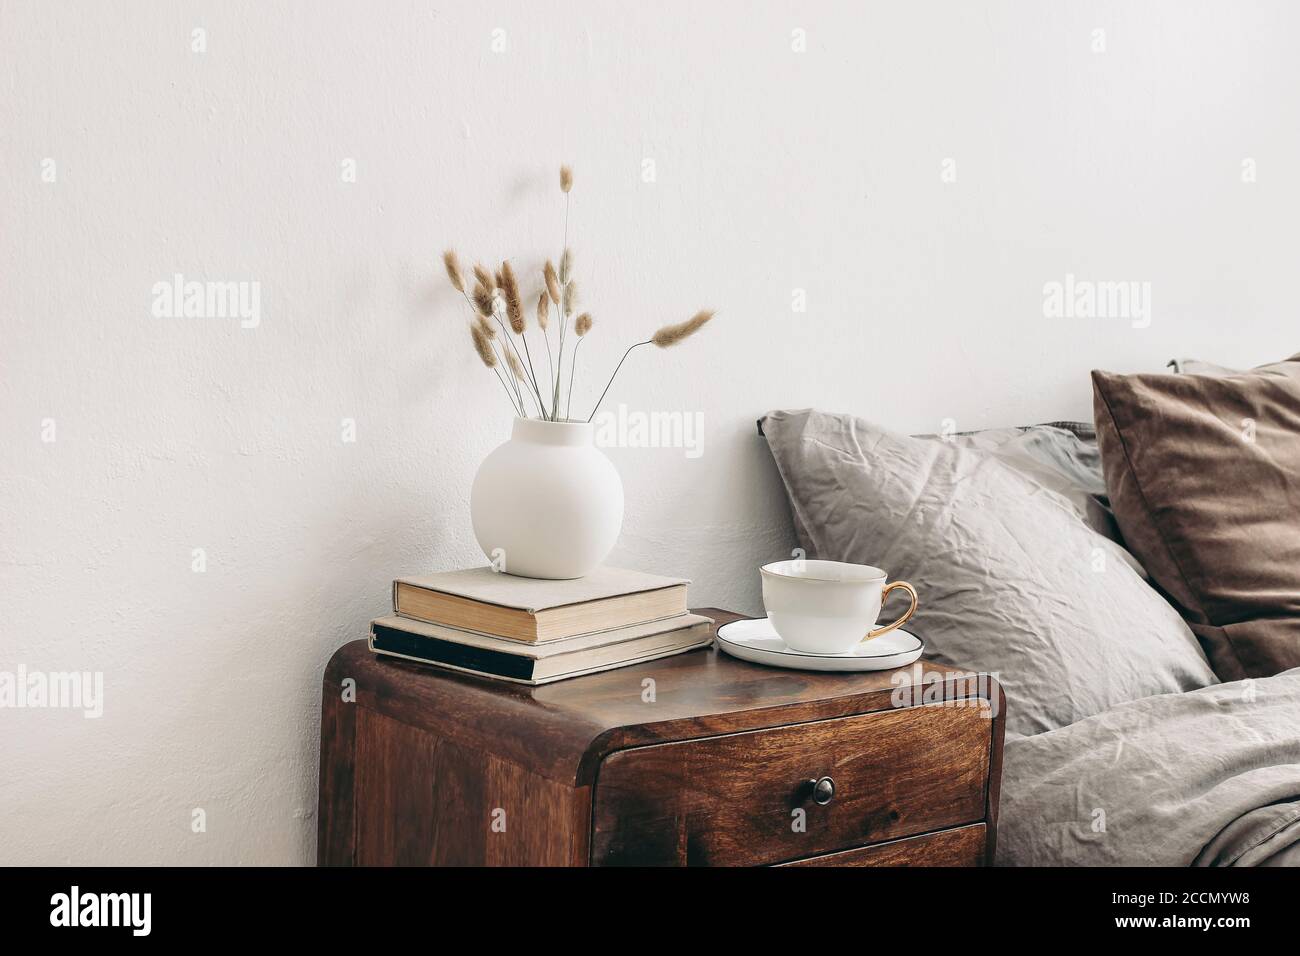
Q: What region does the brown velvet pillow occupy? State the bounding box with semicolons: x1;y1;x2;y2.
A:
1092;354;1300;681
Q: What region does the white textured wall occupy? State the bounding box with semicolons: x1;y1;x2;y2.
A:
3;0;1297;864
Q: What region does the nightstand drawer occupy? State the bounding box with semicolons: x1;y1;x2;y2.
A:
591;703;992;866
779;824;987;867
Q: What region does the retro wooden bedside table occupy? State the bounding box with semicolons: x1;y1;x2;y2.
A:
317;609;1005;866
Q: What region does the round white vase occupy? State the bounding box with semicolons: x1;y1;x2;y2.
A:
470;417;624;580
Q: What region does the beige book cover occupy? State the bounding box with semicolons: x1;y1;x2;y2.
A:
369;612;713;658
393;566;688;612
392;566;691;642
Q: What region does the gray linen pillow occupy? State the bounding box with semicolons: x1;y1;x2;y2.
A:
922;423;1147;579
762;408;1217;737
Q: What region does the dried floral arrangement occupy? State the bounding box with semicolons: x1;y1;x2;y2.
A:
443;165;714;423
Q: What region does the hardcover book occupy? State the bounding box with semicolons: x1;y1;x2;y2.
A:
392;566;690;642
369;612;713;684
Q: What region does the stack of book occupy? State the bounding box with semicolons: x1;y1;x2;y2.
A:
369;566;713;685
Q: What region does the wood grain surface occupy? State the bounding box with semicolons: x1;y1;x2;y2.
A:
317;608;1007;866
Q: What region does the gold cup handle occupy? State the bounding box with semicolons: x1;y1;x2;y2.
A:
864;581;918;641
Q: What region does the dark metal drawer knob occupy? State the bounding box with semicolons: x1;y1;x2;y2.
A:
809;776;835;806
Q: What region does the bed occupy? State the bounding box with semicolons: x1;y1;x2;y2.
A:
759;353;1300;866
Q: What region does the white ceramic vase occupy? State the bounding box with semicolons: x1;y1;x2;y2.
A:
470;418;624;579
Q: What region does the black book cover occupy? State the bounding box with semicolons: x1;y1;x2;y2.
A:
370;623;536;680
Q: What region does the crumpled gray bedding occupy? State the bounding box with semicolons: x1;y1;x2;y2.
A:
998;668;1300;866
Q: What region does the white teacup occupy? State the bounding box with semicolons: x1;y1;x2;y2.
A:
760;559;918;655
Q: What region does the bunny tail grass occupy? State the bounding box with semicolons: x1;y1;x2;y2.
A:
470;322;496;367
565;324;590;421
443;250;465;293
536;291;550;330
651;310;715;348
471;283;494;317
504;350;539;417
544;260;561;305
537;292;555;405
472;323;521;415
586;340;651;423
501;261;525;335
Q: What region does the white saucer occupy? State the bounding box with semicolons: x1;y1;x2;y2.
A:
715;618;924;672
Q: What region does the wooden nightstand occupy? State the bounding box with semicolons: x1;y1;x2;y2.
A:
317;609;1006;867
